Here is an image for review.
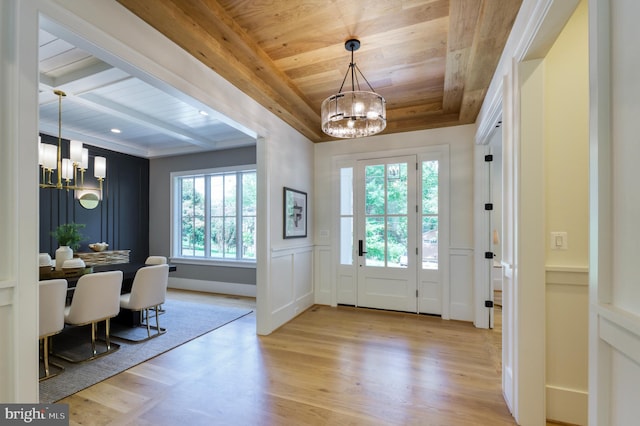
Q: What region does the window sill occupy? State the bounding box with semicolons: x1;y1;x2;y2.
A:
170;257;256;269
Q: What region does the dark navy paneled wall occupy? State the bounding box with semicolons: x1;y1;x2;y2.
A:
39;133;150;264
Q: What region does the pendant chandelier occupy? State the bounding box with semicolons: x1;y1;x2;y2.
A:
39;90;107;199
321;39;386;138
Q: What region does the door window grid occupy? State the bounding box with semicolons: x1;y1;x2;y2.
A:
421;160;439;270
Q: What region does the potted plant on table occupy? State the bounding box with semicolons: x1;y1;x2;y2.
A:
51;222;85;270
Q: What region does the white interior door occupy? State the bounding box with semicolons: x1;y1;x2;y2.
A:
355;156;417;312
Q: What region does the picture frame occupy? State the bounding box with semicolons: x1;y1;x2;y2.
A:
283;187;307;239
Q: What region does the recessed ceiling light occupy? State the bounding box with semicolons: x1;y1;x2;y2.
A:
110;128;121;134
199;110;209;116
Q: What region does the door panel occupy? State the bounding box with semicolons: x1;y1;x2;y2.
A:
356;156;417;312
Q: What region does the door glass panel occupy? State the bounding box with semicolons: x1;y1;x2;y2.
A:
340;167;354;265
387;163;407;215
365;165;385;215
365;216;385;266
340;168;353;215
422;161;438;214
387;216;407;268
422;160;439;270
363;161;410;268
422;217;438;270
340;217;353;265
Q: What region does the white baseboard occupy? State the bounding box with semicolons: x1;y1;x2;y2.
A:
546;384;588;426
168;277;256;297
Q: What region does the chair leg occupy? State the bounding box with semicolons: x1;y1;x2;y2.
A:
145;308;151;338
53;320;120;363
154;306;160;335
90;322;97;357
112;305;166;343
105;318;112;351
39;336;64;381
43;337;50;377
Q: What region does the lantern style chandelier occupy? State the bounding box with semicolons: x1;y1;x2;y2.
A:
39;90;107;198
321;39;386;138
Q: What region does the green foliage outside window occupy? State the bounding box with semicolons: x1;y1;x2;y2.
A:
178;170;256;261
362;161;438;268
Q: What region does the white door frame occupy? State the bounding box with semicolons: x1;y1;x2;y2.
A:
333;145;450;317
473;0;581;423
0;0;41;402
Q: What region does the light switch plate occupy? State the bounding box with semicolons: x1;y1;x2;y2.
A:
550;232;568;250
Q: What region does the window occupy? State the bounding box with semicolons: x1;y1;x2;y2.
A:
421;160;438;270
339;167;353;265
172;166;256;264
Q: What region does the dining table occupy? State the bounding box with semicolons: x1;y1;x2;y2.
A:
40;261;176;326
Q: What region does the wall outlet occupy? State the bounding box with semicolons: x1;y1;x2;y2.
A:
550;232;568;250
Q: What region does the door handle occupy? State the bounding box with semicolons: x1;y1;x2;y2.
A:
358;240;367;256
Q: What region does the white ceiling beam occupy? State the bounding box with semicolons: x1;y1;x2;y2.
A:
71;92;217;149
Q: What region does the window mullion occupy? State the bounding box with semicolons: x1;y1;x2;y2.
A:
204;175;211;257
178;178;184;257
236;172;243;260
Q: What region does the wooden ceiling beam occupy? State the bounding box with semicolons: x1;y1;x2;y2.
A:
442;0;482;114
458;0;521;121
117;0;325;141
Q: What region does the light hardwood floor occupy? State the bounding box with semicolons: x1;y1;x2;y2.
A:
58;290;519;425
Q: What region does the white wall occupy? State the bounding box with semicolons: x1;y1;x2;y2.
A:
590;0;640;423
543;2;589;423
259;128;315;334
314;125;476;321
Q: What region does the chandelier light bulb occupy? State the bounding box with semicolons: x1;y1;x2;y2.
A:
320;39;386;139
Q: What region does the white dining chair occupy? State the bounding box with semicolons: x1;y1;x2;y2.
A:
39;279;68;380
144;255;168;313
57;270;123;362
145;255;167;265
116;264;169;342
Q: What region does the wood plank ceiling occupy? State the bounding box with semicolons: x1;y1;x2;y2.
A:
117;0;522;143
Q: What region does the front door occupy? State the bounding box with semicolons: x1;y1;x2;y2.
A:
355;156;418;312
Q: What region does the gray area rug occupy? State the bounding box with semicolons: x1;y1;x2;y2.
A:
39;299;252;403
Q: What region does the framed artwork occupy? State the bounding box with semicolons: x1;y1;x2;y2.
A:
283;187;307;238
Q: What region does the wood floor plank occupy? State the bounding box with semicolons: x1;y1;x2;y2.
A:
56;290;519;425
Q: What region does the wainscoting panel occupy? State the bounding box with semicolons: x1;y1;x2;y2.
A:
595;306;640;424
545;267;588;425
294;248;313;302
270;245;314;330
314;246;332;305
449;248;473;321
271;253;294;310
337;269;356;306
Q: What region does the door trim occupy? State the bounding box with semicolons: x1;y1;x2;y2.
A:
332;145;450;317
